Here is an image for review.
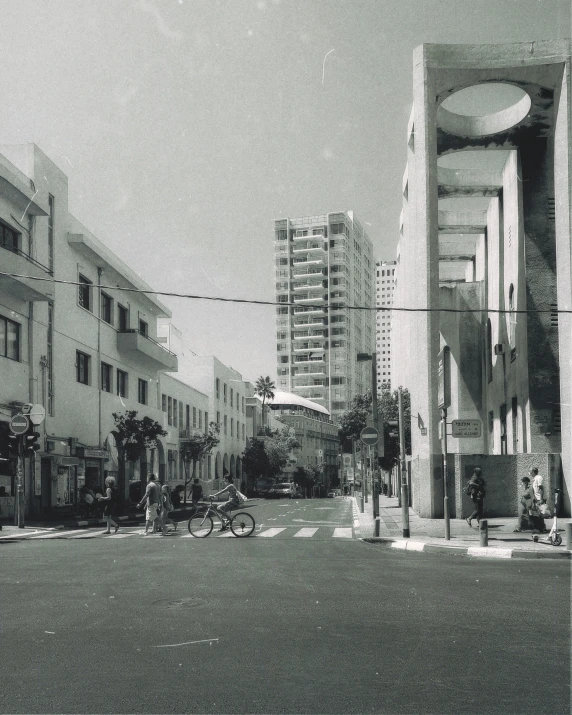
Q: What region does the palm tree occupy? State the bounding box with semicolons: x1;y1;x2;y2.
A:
255;376;276;429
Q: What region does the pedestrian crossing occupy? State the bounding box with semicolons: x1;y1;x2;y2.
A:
0;523;356;542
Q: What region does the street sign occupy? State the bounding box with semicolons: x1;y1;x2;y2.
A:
10;414;29;435
360;426;379;446
28;404;46;425
452;419;482;438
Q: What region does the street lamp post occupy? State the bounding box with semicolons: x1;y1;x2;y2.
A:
357;352;379;519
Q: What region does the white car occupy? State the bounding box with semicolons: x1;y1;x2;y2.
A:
268;482;297;499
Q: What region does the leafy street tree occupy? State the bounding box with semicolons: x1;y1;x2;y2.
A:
242;439;270;493
293;466;314;498
265;428;301;479
254;375;276;426
179;422;221;504
378;387;412;472
337;391;372;443
112;410;167;496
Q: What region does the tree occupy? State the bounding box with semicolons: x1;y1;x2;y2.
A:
378;387;411;472
265;428;300;479
293;466;314;498
112;410;167;496
242;439;270;493
179;422;220;504
255;375;276;427
337;391;372;443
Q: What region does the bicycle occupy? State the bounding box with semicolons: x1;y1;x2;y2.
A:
187;497;256;538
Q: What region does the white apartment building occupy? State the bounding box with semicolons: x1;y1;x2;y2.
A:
273;211;375;422
375;260;396;392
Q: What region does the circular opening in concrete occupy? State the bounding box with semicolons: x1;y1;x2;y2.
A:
437;83;531;138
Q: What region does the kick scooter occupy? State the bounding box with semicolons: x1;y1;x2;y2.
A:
532;488;562;546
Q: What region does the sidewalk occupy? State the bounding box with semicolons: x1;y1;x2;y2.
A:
351;495;572;561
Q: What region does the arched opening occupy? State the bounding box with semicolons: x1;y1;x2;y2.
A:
215;452;221;481
223;453;229;478
230;454;236;478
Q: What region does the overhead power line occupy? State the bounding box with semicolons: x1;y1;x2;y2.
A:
0;269;569;315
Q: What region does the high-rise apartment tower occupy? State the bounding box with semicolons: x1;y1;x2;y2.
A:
274;211;375;422
375;260;396;393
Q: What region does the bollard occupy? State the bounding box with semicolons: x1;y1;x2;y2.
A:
566;523;572;551
479;519;488;547
375;516;380;537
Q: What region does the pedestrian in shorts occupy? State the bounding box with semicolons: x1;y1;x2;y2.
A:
137;473;162;535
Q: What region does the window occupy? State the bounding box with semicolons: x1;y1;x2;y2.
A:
242;397;245;414
0;221;20;253
179;402;183;429
173;399;178;427
216;378;220;400
216;411;221;426
117;369;128;397
500;403;507;455
139;319;148;337
186;405;190;430
48;195;54;272
224;415;227;435
78;274;92;311
118;304;129;331
204;412;208;432
0;316;20;361
198;410;202;430
138;379;148;405
167;397;172;425
101;362;112;392
193;406;197;427
76;351;90;385
242;423;245;440
512;397;518;453
230;418;234;438
223;384;227;404
230;388;233;408
162;394;167;412
101;292;113;324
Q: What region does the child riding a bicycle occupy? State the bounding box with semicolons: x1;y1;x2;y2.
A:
211;473;240;531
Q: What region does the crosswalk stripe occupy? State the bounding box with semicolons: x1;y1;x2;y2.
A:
293;528;319;538
0;530;53;539
257;528;287;538
333;528;353;538
28;532;67;539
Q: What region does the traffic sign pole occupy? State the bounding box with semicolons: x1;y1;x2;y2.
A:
441;406;450;540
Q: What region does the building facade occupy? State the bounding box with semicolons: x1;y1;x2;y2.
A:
391;41;572;517
174;355;248;487
375;260;396;392
273;211;376;423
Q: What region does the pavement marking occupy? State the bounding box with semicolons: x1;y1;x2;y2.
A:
28;532;69;539
468;546;513;559
155;638;219;648
257;528;287;538
69;532;98;539
293;528;319;538
0;530;53;539
214;530;235;538
391;540;425;551
333;528;353;539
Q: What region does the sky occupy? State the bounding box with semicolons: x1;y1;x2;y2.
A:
0;0;569;383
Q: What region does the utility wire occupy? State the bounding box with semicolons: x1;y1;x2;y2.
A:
0;269;568;315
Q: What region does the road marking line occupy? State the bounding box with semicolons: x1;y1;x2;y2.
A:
468;546;513;559
293;528;319;538
155;638;219;648
333;528;353;538
214;531;234;537
28;532;68;539
257;528;287;538
0;530;52;539
69;532;98;539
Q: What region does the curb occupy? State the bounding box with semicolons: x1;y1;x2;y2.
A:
362;537;572;561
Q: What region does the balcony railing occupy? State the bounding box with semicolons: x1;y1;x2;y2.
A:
1;241;53;274
0;241;54;301
117;329;178;371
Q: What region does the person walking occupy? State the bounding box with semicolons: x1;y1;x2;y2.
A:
160;483;177;536
190;478;204;505
98;476;120;534
465;467;486;527
137;473;162;535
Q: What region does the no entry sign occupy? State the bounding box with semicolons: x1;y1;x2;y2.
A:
10;414;29;435
360;427;379;446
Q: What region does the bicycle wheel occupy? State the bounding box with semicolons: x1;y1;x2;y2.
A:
188;513;213;537
230;511;255;537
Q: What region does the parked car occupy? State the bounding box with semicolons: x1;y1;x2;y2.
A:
327;489;341;498
267;482;297;499
254;478;276;497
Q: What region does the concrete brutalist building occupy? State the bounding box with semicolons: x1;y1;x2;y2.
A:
391;41;571;518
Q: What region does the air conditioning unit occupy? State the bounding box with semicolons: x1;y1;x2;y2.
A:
494;344;504;355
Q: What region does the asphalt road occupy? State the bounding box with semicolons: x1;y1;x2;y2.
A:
1;498;569;715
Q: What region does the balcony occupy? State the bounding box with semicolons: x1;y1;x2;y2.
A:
117;329;178;371
293;294;326;304
292;254;325;267
292;242;326;254
294;369;326;377
294;305;325;316
294;355;325;364
292;281;324;292
0;243;54;301
294;330;325;340
295;382;327;389
293;344;325;353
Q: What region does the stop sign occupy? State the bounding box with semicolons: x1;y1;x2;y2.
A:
360;426;379;446
10;414;29;435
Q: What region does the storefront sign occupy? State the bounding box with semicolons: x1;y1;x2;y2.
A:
76;447;109;459
58;457;80;467
451;419;482;438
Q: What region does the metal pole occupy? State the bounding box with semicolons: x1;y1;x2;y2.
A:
17;451;24;528
398;387;409;538
371;352;379;520
440;407;450;540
